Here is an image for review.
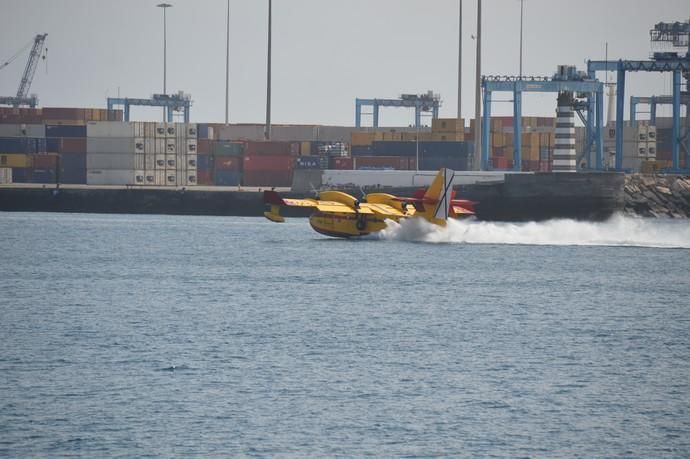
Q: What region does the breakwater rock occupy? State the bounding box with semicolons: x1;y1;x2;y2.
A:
624;175;690;218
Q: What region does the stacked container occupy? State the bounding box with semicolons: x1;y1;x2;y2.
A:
242;141;295;187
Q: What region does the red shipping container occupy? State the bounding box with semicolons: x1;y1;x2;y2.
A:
197;170;213;186
59;138;87;154
32;154;59;169
243;170;293;187
243;154;294;172
215;156;241;171
330;157;354;170
197;139;211;155
42;107;85;121
244;141;293;156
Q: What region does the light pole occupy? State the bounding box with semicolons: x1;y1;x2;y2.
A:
458;0;462;119
225;0;230;125
519;0;524;79
156;3;172;121
473;0;482;170
265;0;272;140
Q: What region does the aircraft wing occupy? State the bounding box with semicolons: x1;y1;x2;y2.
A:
360;202;405;218
263;190;369;222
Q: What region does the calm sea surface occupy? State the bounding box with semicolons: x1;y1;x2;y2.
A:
1;212;690;457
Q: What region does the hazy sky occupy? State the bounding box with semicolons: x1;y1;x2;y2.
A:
0;0;688;126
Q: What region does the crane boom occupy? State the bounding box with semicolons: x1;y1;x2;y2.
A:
16;34;47;100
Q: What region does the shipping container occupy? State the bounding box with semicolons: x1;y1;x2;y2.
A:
1;153;32;168
242;170;293;187
211;140;244;156
0;124;45;137
30;168;57;183
187;139;197;154
59;152;86;184
45;124;87;138
59;138;88;154
214;156;241;171
431;118;464;134
197;154;212;172
0;137;46;153
244;140;292;156
87;153;135;170
329;156;354;170
354;156;415;170
295;156;323;169
87;137;134;154
0;167;12;184
418;156;469;171
214;169;242;186
300;141;312;155
351;145;373;156
197;124;212;139
32;154;59;169
11;167;29;183
197;170;213;185
243;154;294;172
86;121;135;138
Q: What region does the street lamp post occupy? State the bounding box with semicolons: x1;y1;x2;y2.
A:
265;0;272;140
519;0;524;79
156;3;172;121
225;0;230;125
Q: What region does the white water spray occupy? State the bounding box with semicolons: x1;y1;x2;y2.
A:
377;215;690;249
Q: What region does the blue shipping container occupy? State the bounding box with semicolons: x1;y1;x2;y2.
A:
419;156;469;171
197;124;210;139
31;168;57;183
0;137;46;154
214;170;241;186
45;124;87;138
197;154;212;172
11;167;29;183
351;145;373;156
46;137;60;152
372;141;472;158
59;153;86;184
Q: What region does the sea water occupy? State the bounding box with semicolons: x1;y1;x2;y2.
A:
1;212;689;457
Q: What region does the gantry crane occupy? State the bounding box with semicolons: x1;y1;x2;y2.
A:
0;33;48;108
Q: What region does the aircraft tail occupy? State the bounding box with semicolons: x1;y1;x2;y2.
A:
419;168;455;224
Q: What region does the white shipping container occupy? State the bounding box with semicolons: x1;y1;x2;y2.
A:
165;155;177;168
155;138;166;154
133;138;144;153
186;123;197;138
155;123;166;138
0;123;46;138
165;171;177;186
133;121;145;138
143;170;156;185
165;139;176;154
87;152;135;169
86;169;134;185
155;154;166;169
86;121;134;138
165;123;176;138
155;170;166;186
133;170;146;185
0;167;12;184
88;137;134;154
187;139;197;154
145;138;156;153
134;154;145;170
186;154;197;170
144;153;156;170
186;173;197;185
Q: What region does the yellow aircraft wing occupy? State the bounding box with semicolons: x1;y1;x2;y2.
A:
360;202;405;219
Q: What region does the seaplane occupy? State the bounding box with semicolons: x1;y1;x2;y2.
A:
263;168;477;238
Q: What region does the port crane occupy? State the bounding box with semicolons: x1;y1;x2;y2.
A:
586;20;690;171
0;33;48;108
355;91;441;128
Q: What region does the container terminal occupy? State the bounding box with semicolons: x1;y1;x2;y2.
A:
1;17;689;220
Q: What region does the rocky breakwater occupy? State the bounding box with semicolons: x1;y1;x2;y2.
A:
624;175;690;218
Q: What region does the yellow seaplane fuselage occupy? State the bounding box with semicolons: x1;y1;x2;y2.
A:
263;168;477;238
